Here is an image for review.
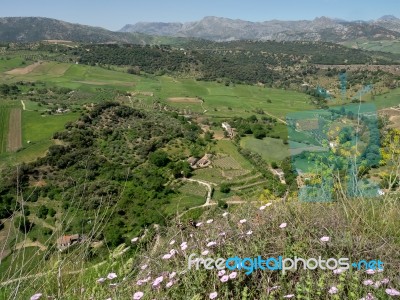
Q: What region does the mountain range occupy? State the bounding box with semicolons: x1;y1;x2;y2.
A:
120;15;400;42
0;15;400;44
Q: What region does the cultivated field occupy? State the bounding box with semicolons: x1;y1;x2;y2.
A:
7;108;22;152
0;107;10;154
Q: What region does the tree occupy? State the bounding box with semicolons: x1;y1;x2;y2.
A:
149;150;170;167
220;183;231;193
37;205;49;219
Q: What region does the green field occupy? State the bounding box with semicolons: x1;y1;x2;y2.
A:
342;40;400;54
240;136;290;163
0;106;10;154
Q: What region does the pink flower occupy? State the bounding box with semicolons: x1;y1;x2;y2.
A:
239;219;247;224
131;237;139;243
366;269;375;275
279;223;287;229
320;236;330;242
218;270;226;277
133;291;144;299
328;286;338;294
363;280;374;286
207;241;217;247
222;212;228;217
181;242;188;251
162;253;172;260
333;268;346;275
202;250;210;255
136;280;144;286
381;278;390;284
209;292;218;299
170;249;177;255
220;275;229;282
97;277;106;283
229;272;237;279
152;276;164;287
207;219;214;224
386;289;400;296
360;293;376;300
30;294;42;300
169;272;176;279
166;281;174;288
107;273;117;280
283;295;294;298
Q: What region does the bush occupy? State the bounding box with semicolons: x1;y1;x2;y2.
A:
220;183;231;193
218;200;228;209
37;205;49;219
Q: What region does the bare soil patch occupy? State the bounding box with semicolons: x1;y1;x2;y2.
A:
5;61;43;75
7;108;22;152
167;97;203;103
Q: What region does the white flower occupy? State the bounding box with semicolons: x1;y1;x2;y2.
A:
169;272;176;279
222;212;229;217
279;223;287;228
169;240;175;245
131;237;139;243
133;291;144;299
209;292;218;299
283;295;294;298
246;230;253;235
386;288;400;296
239;219;247;224
162;253;172;260
320;236;330;242
152;276;164;287
207;241;217;247
97;277;106;283
363;280;374;286
206;219;214;224
259;205;266;210
333;268;346;275
366;269;376;275
107;273;117;280
202;250;210;255
140;264;148;270
196;222;203;227
30;294;42;300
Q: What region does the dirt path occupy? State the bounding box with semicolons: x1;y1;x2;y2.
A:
7;108;22;152
183;178;215;205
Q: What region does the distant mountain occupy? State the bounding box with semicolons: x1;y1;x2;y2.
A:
120;16;400;42
0;17;181;44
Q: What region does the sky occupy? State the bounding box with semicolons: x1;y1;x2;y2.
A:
0;0;398;31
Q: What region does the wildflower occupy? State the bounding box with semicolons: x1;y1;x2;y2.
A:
131;237;139;243
360;293;376;300
265;203;272;206
377;268;384;273
133;291;144;300
162;253;172;259
267;285;280;292
239;219;247;224
222;212;228;217
207;219;214;224
366;269;376;275
328;286;338;294
229;272;237;279
169;272;176;279
373;281;381;288
333;268;345;275
381;278;390;284
136;280;144;286
259;205;266;210
97;277;106;283
143;276;151;282
320;236;330;242
207;241;217;247
170;249;177;256
30;294;42;300
196;222;203;227
283;295;294;298
219;232;226;236
386;288;400;296
220;275;229;282
181;242;188;251
140;264;148;270
166;281;174;288
107;273;117;280
279;223;287;229
246;230;253;235
169;240;175;245
202;250;210;255
209;292;218;299
218;270;226;277
152;276;164;287
363;280;374;286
